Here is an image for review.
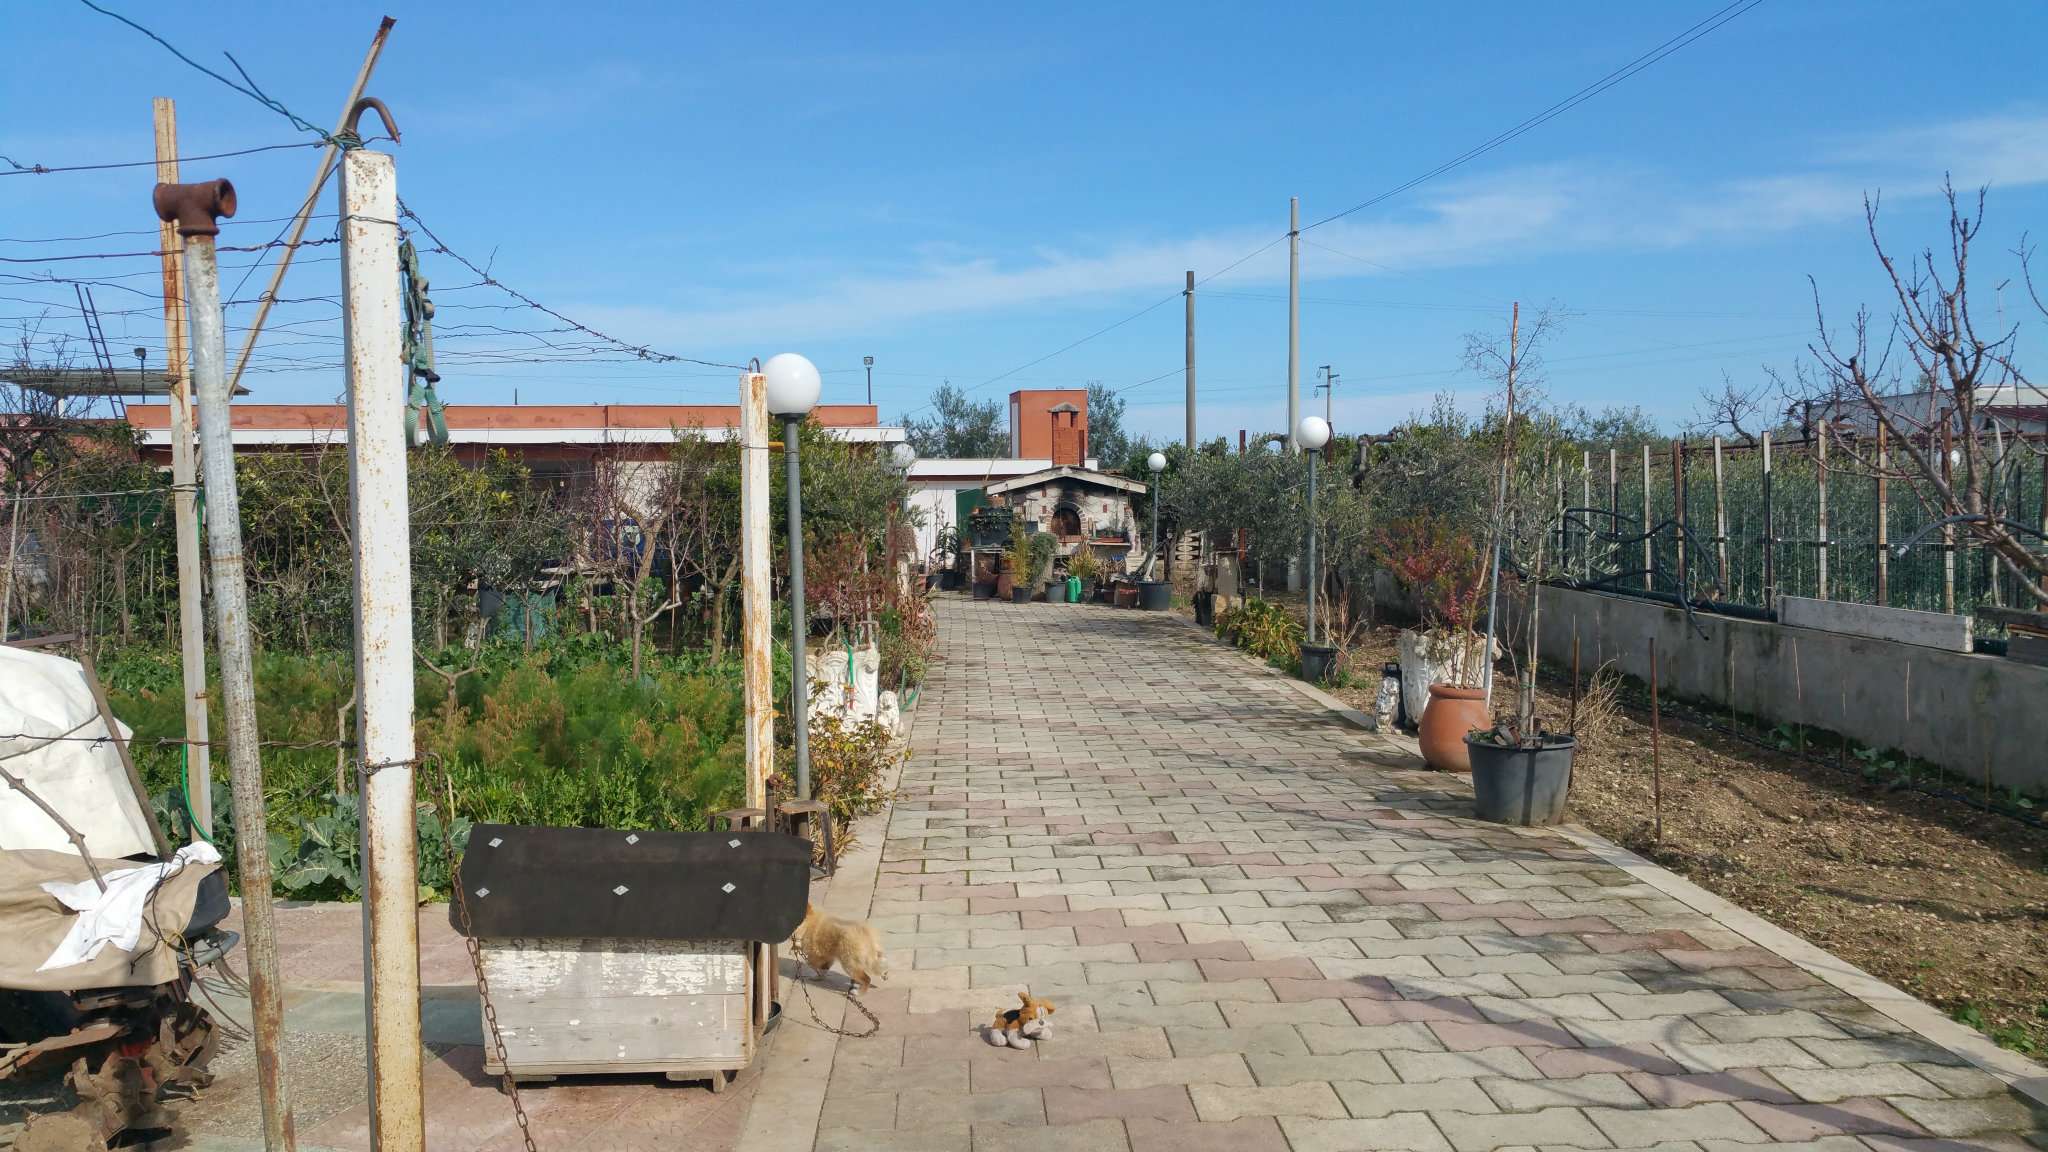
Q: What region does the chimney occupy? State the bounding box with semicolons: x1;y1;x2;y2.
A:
1048;402;1082;468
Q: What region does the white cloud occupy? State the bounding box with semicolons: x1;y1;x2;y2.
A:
591;109;2048;347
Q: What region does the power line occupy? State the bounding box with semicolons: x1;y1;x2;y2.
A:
0;215;341;246
396;199;747;372
0;139;323;177
1302;0;1766;231
0;237;339;264
76;0;336;141
899;2;1764;421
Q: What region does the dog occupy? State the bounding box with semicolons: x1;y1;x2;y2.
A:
790;903;887;993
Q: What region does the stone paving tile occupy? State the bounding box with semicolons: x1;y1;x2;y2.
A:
828;601;2048;1152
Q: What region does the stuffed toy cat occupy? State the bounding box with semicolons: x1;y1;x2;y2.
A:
984;991;1056;1049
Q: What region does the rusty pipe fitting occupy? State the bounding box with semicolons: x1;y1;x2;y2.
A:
152;179;238;237
345;96;401;144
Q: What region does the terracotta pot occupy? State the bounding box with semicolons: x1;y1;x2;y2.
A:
1418;683;1488;772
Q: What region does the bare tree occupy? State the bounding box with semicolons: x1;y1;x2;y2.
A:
1803;180;2046;603
1692;370;1777;444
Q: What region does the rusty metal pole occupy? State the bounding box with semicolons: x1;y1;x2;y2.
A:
153;97;212;838
339;144;424;1152
156;177;298;1152
1649;635;1662;841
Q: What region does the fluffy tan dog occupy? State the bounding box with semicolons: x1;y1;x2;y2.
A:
790;903;887;993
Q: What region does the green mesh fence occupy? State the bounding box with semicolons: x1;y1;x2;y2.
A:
1559;440;2046;625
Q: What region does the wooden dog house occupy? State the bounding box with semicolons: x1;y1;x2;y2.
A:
452;823;811;1088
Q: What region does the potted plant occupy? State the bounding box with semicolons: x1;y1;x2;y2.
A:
968;505;1014;551
1006;522;1033;603
1375;514;1490;772
1030;532;1059;602
1066;547;1101;604
1467;721;1574;825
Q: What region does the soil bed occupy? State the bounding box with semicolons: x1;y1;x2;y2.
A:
1303;621;2048;1057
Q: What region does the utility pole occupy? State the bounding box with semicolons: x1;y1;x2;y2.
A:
155;177;297;1151
1317;365;1337;427
152;98;212;839
1286;197;1300;454
1183;271;1196;448
339;141;424;1152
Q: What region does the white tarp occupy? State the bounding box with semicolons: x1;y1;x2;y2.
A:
0;646;159;860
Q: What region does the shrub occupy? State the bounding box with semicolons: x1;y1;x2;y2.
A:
1066;547;1102;584
1217;597;1303;664
770;711;899;863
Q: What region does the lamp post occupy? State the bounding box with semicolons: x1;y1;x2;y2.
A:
764;352;822;800
864;355;875;406
1146;451;1167;578
1296;416;1331;646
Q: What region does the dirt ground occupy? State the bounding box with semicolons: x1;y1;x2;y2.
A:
1189;599;2048;1058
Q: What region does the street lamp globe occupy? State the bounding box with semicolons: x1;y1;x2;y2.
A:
1146;451;1167;474
1296;415;1331;452
890;441;917;472
762;352;822;417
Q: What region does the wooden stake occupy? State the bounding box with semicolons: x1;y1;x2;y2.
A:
1671;439;1687;596
1580;450;1592;579
1711;435;1728;597
1876;423;1889;605
1608;448;1618;577
1640;444;1653;591
1649;635;1662;841
1816;421;1830;601
154;98;214;839
1569;632;1581;735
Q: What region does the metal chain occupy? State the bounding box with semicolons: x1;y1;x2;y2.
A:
792;969;880;1039
425;756;538;1152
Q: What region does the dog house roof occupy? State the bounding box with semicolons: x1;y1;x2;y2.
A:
451;823;812;942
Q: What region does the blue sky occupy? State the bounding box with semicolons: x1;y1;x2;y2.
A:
5;1;2046;442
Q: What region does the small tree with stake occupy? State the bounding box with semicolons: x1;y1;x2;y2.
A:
1799;180;2048;603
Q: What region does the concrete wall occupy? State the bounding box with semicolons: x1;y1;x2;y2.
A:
1527;585;2048;798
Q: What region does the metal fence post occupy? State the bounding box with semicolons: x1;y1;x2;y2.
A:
1712;436;1728;597
1640;444;1653;591
155;177;298;1151
1876;424;1889;605
1817;422;1830;601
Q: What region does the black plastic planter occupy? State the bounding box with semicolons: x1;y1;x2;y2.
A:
972;582;995;601
1011;586;1033;604
1466;736;1575;826
1137;581;1172;611
1192;590;1215;627
1299;643;1337;685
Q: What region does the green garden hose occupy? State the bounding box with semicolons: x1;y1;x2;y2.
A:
180;743;218;846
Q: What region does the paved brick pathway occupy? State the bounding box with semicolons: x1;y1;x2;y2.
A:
815;597;2046;1151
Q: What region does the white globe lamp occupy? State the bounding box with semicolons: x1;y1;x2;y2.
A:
762;352;821;417
1146;451;1167;474
891;441;918;472
1296;415;1331;453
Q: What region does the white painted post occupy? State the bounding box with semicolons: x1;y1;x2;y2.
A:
738;370;774;1029
339;147;423;1152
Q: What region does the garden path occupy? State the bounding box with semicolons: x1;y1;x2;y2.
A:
801;596;2047;1152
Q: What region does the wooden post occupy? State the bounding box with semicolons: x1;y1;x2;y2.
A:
1816;421;1830;600
1580;450;1591;579
1608;448;1618;579
737;369;774;1033
1876;423;1889;606
1569;633;1581;735
1649;635;1662;841
1762;431;1775;605
1711;436;1728;597
153;97;213;839
1671;439;1687;597
1640;443;1653;591
1941;415;1956;613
